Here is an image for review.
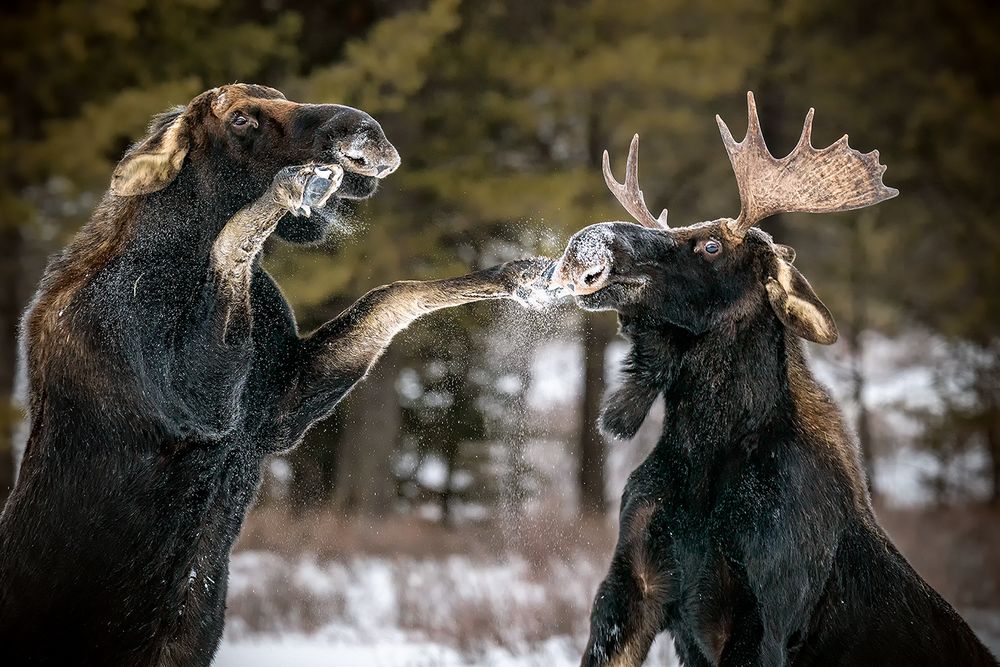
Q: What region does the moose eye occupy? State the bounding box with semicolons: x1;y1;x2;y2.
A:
232;113;249;127
704;240;721;254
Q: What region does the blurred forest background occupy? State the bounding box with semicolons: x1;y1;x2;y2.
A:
1;0;998;663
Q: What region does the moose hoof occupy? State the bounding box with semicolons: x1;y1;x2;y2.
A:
302;165;344;211
502;258;565;310
274;164;345;217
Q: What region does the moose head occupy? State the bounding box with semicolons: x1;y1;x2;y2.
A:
110;84;401;240
547;92;897;345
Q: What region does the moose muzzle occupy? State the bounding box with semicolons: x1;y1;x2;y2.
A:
545;224;619;295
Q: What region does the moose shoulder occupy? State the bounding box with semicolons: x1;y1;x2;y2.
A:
547;93;997;666
0;84;546;666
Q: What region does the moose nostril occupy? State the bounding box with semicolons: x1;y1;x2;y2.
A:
569;263;609;295
343;150;368;167
581;265;607;286
376;164;390;175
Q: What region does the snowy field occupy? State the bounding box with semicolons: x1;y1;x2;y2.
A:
217;635;597;667
215;550;680;667
215;549;999;666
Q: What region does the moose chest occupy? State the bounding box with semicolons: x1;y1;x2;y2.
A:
617;426;792;634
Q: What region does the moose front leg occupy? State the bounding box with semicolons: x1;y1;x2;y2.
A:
168;163;343;438
212;163;344;309
582;501;676;667
276;259;549;445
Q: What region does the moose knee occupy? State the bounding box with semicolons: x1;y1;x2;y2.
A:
358;281;426;321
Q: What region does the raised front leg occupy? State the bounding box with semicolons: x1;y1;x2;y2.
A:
274;259;550;446
169;163;343;438
582;503;674;667
583;554;665;667
211;163;344;308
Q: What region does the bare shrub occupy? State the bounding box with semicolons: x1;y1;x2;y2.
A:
238;508;502;559
227;506;999;659
391;555;597;655
877;502;1000;608
237;507;616;562
226;553;348;637
226;523;609;659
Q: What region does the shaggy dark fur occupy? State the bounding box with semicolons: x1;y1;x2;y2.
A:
0;84;542;666
550;220;998;666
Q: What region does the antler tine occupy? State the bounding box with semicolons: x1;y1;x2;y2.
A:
602;134;669;230
797;107;815;151
718;91;899;240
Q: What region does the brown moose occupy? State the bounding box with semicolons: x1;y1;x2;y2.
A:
0;84;545;666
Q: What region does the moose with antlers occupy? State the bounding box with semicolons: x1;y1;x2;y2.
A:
546;93;997;666
0;84;547;666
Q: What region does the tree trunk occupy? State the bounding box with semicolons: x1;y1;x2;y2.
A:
439;438;457;526
575;106;613;517
847;325;875;494
0;227;24;508
979;352;1000;508
332;349;400;517
987;418;1000;508
848;215;876;493
288;442;325;513
578;313;613;515
503;368;531;519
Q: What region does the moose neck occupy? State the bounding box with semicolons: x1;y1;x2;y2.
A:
637;306;868;511
621;303;801;458
133;157;273;255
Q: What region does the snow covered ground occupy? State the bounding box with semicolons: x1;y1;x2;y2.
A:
216;550;681;666
216;549;999;666
215;617;1000;666
217;635;590;667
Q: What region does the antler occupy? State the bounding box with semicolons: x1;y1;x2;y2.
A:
602;134;669;230
716;91;898;239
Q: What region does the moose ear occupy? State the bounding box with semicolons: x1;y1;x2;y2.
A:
111;107;190;196
765;259;838;345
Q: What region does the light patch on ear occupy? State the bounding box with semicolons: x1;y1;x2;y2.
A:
766;260;838;345
774;244;796;263
211;90;229;118
111;114;190;196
